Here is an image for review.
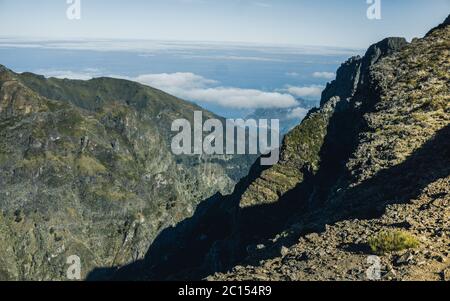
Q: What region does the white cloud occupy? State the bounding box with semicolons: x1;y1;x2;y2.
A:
34;69;300;109
285;85;324;99
180;87;297;109
131;72;298;109
312;71;335;80
287;107;308;120
36;68;101;80
134;72;217;90
0;38;361;56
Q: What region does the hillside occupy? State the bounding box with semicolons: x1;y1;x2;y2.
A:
116;15;449;281
0;66;253;280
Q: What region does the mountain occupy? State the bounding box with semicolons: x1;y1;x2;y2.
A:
115;15;449;281
0;67;254;280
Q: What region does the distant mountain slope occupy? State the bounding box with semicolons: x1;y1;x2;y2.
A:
0;66;254;280
117;15;449;281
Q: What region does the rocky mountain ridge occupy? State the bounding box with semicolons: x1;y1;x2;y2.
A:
209;15;450;281
114;15;449;281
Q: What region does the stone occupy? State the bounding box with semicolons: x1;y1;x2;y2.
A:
280;246;289;257
441;269;450;281
395;251;415;266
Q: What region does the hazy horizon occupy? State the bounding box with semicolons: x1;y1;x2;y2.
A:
1;0;449;48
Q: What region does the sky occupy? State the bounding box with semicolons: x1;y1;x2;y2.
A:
0;0;449;48
0;0;448;119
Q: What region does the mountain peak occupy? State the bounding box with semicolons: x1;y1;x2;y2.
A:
0;64;11;74
426;14;450;36
319;37;407;107
363;37;408;64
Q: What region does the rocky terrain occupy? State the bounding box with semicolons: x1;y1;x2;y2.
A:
115;16;449;281
0;67;254;280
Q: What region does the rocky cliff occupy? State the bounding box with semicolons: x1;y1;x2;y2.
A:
117;15;449;281
0;67;254;280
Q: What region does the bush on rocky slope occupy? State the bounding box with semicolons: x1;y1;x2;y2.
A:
368;230;419;255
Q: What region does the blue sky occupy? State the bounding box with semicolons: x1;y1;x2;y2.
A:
0;0;448;48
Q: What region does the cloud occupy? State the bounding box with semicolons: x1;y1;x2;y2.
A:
35;69;299;109
35;68;101;80
312;71;335;80
181;88;297;109
134;72;217;90
287;107;309;120
0;38;361;56
132;73;298;109
285;85;324;99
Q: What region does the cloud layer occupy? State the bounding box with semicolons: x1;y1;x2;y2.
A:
312;71;336;80
37;69;325;109
284;85;324;99
132;72;299;109
287;107;309;120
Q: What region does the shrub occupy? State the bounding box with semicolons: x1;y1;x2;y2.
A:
368;230;419;255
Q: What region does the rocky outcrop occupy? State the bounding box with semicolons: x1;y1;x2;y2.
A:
0;68;254;280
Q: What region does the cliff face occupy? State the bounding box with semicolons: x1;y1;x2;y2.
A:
0;68;253;280
118;16;449;281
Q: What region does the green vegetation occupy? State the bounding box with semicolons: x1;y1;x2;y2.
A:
368;230;420;255
76;155;107;176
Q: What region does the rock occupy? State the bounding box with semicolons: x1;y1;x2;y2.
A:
441;269;450;281
305;233;320;242
434;254;447;263
280;246;289;257
256;244;265;250
395;251;415;266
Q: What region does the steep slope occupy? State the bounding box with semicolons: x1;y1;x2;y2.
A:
118;16;449;281
209;15;450;281
0;66;253;280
